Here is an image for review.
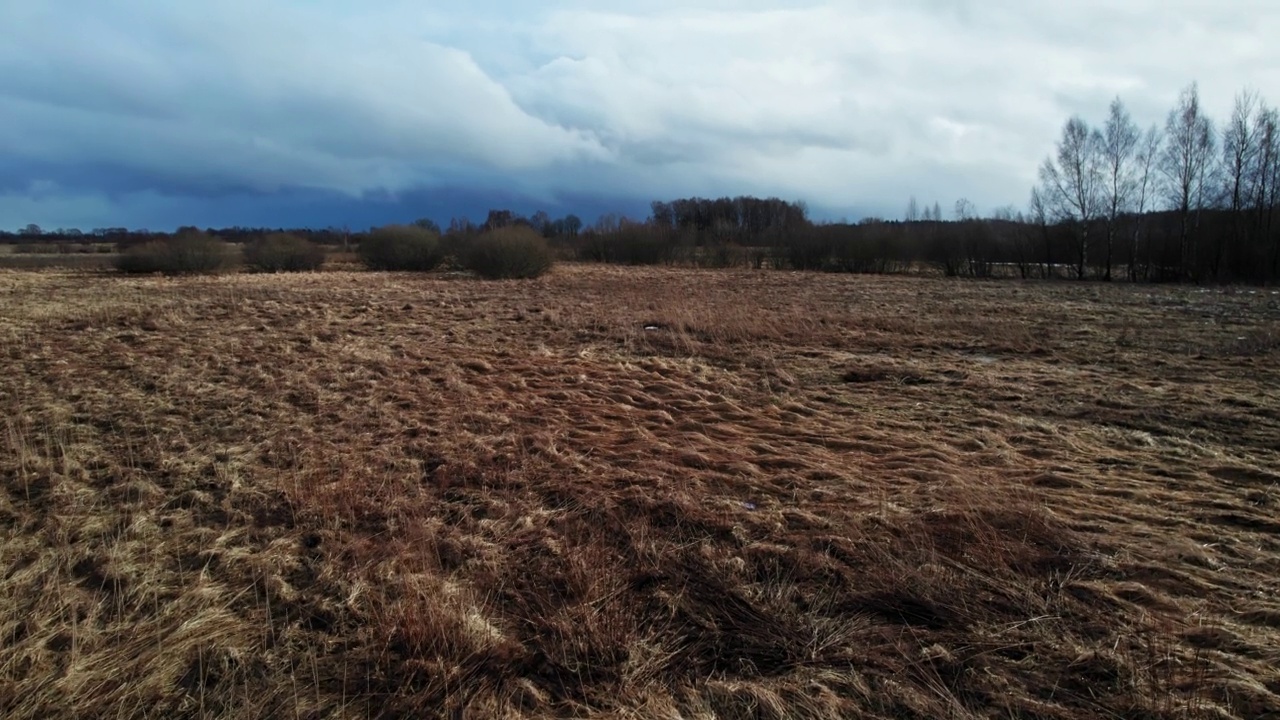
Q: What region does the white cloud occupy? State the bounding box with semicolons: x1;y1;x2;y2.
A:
504;1;1280;211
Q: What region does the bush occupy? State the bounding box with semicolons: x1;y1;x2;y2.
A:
579;224;677;265
243;233;325;272
115;232;235;275
784;227;836;271
357;225;443;271
438;230;476;268
461;226;554;279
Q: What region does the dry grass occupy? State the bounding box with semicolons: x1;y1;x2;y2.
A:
2;265;1279;719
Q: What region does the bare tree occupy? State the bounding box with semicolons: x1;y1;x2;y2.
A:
1098;98;1139;281
905;196;920;222
1028;186;1053;278
529;210;553;236
1218;89;1262;278
1039;116;1102;279
412;217;442;233
992;204;1033;278
1160;82;1216;280
1129;125;1163;281
1247;104;1279;276
1224;91;1262;212
950;197;989;277
1249;106;1277;214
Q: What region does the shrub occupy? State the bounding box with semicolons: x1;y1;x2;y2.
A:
115;231;235;275
579;223;677;265
461;226;554;279
784;227;835;271
437;230;474;270
357;225;443;271
243;233;326;272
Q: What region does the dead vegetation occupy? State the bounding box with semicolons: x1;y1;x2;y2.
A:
1;265;1279;719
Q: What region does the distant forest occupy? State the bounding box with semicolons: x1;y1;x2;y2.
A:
6;83;1278;284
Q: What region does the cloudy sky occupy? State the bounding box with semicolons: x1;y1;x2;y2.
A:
3;1;1278;231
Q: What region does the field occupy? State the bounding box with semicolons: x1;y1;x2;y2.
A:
0;245;118;271
2;265;1279;719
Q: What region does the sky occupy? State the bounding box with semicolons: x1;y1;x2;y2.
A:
2;1;1279;231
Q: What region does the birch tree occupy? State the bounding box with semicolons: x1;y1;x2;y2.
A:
1218;90;1262;277
1099;98;1139;280
1160;82;1216;280
1128;125;1163;280
1039;116;1102;279
1247;105;1279;276
1028;186;1053;278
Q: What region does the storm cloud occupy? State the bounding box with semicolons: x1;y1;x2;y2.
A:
2;0;1278;229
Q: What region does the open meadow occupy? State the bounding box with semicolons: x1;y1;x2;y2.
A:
1;265;1279;719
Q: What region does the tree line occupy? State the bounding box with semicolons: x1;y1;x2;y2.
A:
6;81;1279;283
560;82;1278;283
1032;82;1278;283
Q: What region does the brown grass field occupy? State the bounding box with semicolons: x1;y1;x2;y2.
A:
1;265;1279;719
